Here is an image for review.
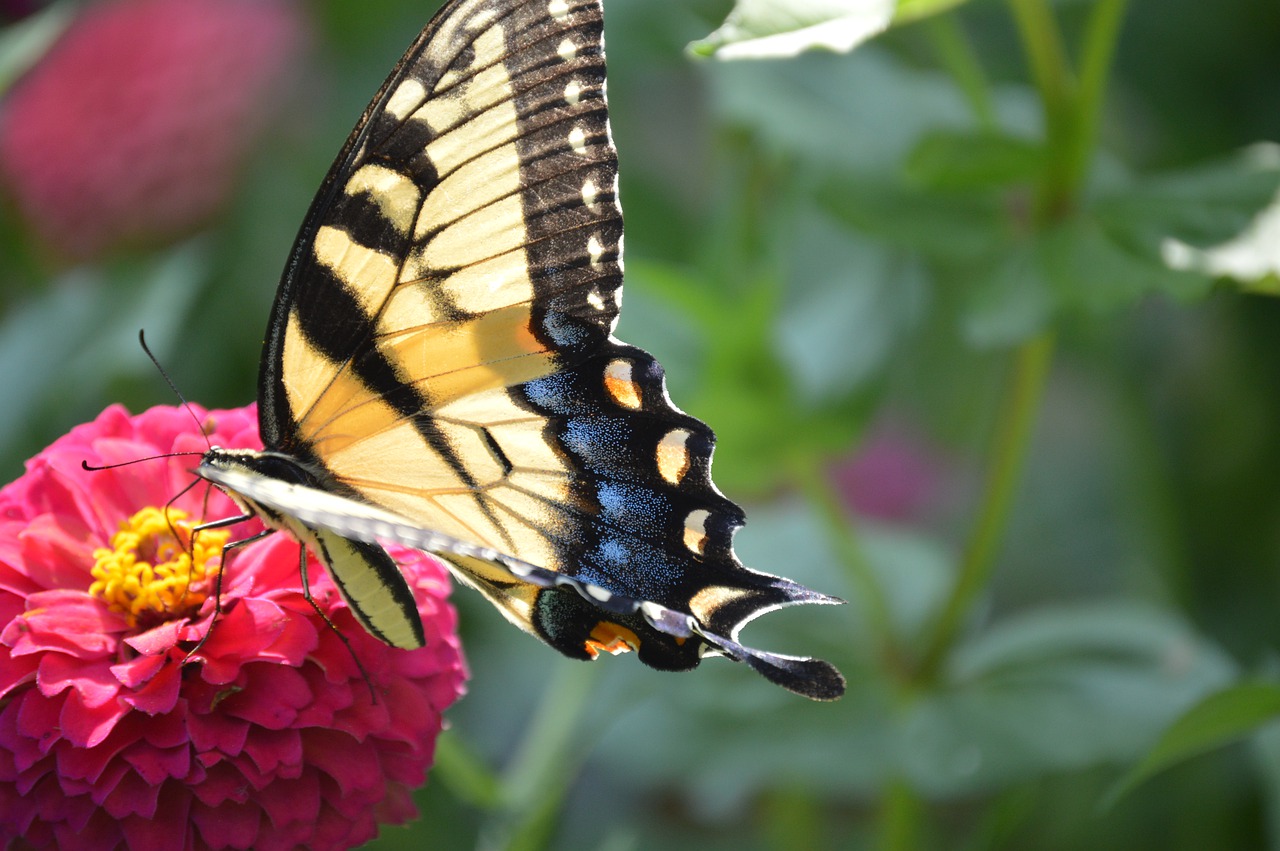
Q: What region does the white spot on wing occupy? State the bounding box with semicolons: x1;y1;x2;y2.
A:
581;177;599;211
558;38;578;61
587;289;605;311
568;125;587;154
587;234;604;267
549;0;570;20
683;509;711;556
564;78;582;105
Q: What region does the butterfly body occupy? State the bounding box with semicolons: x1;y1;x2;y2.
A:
197;0;846;700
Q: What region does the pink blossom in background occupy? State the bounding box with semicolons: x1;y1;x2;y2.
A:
0;0;308;260
830;421;951;524
0;405;467;850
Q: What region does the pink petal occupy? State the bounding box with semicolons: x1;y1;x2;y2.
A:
141;706;190;749
52;807;123;851
191;797;264;850
190;761;252;807
9;590;123;658
123;741;191;786
303;729;380;799
186;708;249;759
119;781;191;851
0;649;38;701
37;647;118;698
111;652;166;689
59;682;126;747
255;772;321;841
242;728;303;778
124;619;183;656
123;658;181;714
15;688;63;757
53;712;145;784
221;665;308;731
102;766;162;819
17;514;98;590
190;597;293;684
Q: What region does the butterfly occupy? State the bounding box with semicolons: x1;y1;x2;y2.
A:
195;0;846;701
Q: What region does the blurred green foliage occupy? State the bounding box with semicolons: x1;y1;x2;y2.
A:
4;0;1280;848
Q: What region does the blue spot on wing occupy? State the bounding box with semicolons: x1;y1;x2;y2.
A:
579;536;681;602
597;481;667;538
523;371;584;416
563;418;631;467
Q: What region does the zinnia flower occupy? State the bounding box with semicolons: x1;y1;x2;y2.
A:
0;404;467;849
830;420;951;523
0;0;307;260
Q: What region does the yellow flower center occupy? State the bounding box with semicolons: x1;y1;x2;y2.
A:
89;506;228;628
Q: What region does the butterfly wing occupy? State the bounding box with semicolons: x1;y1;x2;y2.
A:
255;0;845;699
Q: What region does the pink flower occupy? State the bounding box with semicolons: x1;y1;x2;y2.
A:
0;405;467;850
0;0;308;260
831;420;951;523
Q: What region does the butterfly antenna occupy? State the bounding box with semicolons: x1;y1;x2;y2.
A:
138;329;212;450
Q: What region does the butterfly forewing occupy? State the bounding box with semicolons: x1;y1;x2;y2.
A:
219;0;847;700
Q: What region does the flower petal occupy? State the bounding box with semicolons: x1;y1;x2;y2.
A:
123;658;182;715
119;781;191;851
60;684;126;748
9;590;124;658
124;619;184;656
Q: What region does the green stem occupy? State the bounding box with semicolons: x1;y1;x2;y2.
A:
925;15;997;131
489;662;597;849
917;333;1055;681
1006;0;1077;219
794;455;897;665
879;777;926;851
1068;0;1130;191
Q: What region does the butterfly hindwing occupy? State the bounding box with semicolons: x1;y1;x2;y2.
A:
199;0;846;700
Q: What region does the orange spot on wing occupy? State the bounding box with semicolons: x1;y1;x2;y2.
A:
584;621;640;658
603;360;641;409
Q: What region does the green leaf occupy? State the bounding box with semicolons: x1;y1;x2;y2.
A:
959;241;1054;347
1094;143;1280;250
590;596;1234;806
774;210;927;404
818;176;1005;262
1106;682;1280;807
892;0;973;26
691;0;894;60
905;130;1045;191
1042;215;1213;312
706;46;1040;175
0;243;210;474
901;603;1236;795
1160;190;1280;294
431;732;502;811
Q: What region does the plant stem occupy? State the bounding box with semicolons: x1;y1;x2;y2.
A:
1006;0;1077;219
925;15;997;131
1069;0;1130;191
917;332;1055;681
487;662;597;849
911;0;1128;682
795;455;897;664
879;777;926;851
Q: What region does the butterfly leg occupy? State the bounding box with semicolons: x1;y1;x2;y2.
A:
295;541;379;703
182;516;270;663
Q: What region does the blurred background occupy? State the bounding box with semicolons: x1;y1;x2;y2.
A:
3;0;1280;847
